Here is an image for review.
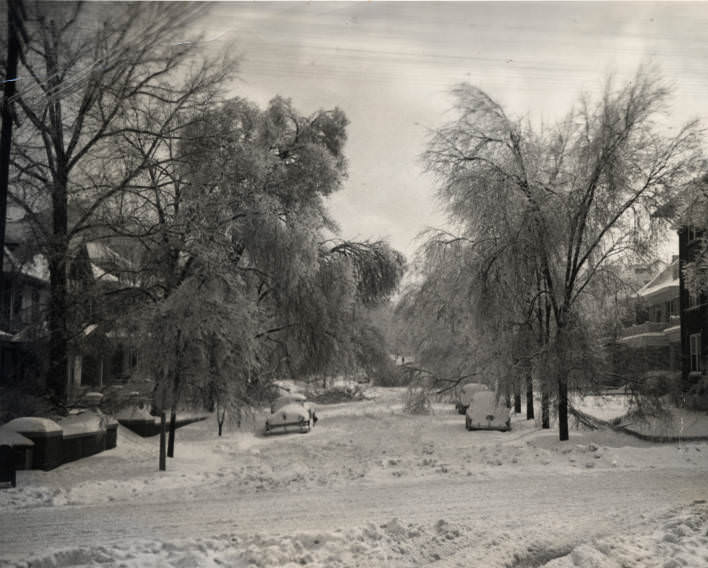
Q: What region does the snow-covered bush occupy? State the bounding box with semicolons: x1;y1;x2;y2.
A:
403;385;432;415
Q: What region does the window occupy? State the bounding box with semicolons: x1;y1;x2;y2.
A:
688;226;698;242
31;289;40;322
653;306;663;323
688;286;699;308
690;333;702;372
11;287;23;323
0;284;10;322
669;298;679;318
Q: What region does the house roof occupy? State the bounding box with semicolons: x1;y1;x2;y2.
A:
636;259;679;302
2;246;50;282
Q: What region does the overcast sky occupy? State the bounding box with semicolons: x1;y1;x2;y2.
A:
201;1;708;261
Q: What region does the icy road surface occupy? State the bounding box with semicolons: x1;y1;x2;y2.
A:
1;388;707;567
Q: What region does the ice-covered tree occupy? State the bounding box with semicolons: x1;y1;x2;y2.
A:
421;66;702;440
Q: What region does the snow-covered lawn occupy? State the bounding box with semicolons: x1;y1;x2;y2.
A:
575;394;708;439
1;387;707;567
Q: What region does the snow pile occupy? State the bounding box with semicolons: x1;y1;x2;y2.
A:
544;500;708;567
7;504;708;568
0;486;65;509
4;517;472;568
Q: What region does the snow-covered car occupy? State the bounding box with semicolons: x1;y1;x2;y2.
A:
454;382;489;414
265;403;313;434
266;394;318;434
465;390;511;431
270;393;307;413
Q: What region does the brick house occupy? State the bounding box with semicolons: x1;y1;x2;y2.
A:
678;212;708;406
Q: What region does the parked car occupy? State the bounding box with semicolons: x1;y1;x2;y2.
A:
266;394;318;434
465;390;511;431
454;382;489;414
270;393;307;413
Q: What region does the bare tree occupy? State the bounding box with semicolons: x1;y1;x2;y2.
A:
9;2;234;401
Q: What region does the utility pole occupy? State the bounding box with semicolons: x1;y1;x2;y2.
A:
0;0;25;308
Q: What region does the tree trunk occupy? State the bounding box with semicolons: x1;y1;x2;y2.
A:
558;376;569;441
541;390;550;429
526;374;534;419
159;411;166;471
167;332;181;457
47;171;69;402
217;405;225;437
167;408;177;457
513;379;522;413
0;0;21;308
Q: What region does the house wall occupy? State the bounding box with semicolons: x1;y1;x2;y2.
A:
678;226;708;384
0;276;48;334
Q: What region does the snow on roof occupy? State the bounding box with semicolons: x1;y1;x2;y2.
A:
82;324;99;337
636;259;679;301
90;262;119;282
4;416;62;434
0;426;34;447
2;248;49;282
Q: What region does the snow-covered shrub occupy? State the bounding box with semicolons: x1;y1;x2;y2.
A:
403;385;432;415
685;374;708;411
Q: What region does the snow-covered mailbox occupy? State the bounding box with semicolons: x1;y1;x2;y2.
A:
3;417;63;470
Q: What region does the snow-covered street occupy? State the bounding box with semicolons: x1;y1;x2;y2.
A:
1;388;707;567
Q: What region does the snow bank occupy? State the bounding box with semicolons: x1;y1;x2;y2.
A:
7;503;708;568
3;517;471;568
544;500;708;568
